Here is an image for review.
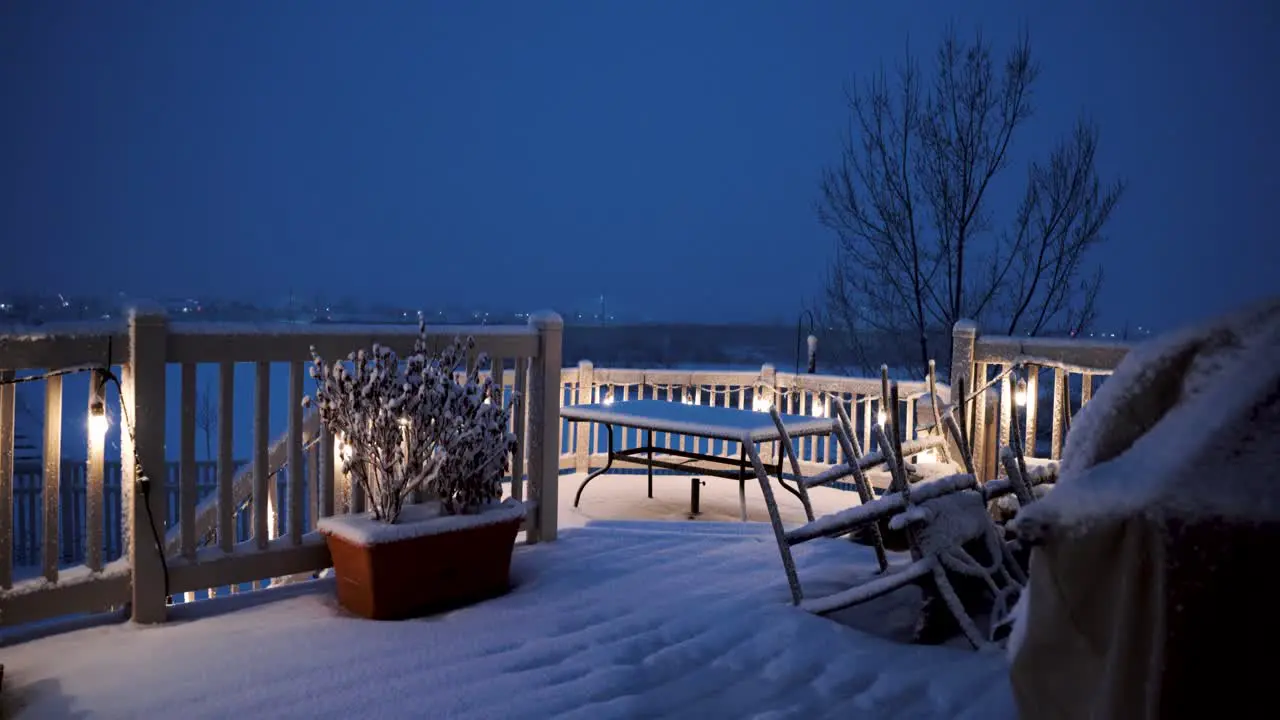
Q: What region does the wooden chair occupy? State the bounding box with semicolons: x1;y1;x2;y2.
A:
748;388;1026;650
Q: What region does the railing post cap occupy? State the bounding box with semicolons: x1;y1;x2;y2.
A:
953;319;978;336
578;359;593;368
127;303;168;324
527;311;563;330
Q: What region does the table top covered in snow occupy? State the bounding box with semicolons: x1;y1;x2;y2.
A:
561;399;838;442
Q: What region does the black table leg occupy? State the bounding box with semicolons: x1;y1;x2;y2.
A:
573;424;615;507
738;444;748;521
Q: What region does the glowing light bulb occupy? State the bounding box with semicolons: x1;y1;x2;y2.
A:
87;401;108;444
1014;378;1028;407
876;409;888;427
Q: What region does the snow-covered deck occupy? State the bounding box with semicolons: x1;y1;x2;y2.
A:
2;471;1014;719
554;468;867;527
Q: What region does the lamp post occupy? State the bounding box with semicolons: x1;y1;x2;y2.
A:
795;310;817;376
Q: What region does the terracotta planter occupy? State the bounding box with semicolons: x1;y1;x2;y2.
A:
319;500;525;620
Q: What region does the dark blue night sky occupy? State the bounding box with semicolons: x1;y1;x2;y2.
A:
2;0;1277;327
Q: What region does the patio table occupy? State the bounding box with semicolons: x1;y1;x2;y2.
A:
561;399;839;521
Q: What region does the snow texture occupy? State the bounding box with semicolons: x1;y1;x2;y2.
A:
318;499;526;547
1017;297;1280;541
2;522;1015;720
561;399;838;441
0;559;130;600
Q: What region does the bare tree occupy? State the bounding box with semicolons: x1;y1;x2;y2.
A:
818;28;1123;376
196;382;217;460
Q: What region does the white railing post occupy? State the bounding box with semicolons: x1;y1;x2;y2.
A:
574;360;593;473
526;312;563;543
128;307;169;623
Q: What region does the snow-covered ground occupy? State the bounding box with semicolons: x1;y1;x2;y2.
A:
2;471;1015;719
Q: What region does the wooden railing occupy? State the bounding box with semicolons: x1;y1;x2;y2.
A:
0;308;563;626
1;312;1131;630
949;320;1131;480
553;363;941;481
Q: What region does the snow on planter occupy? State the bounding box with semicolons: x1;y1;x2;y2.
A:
318;499;526;547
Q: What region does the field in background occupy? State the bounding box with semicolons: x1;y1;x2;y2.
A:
561;322;945;374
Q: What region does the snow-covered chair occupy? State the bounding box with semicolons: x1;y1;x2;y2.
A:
986;448;1059;525
763;403;891;571
749;405;1025;650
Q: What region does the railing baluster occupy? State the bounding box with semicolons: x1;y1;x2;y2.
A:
179;363;197;560
512;357;528;502
999;368;1013;449
574;361;592;473
1081;371;1093;406
307;432;319;529
904;393;915;446
0;370;14;589
971;362;990;479
861;396;872;454
86;372;106;572
43;374;63;583
490;357;510;479
319;425;335;518
253;362;270;549
1023;365;1040;457
217;362;234;553
1050;368;1066;460
287;361;304;545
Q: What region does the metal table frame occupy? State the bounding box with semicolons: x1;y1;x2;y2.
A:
563;401;838;522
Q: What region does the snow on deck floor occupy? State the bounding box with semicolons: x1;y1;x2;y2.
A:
550;467;869;528
3;520;1014;720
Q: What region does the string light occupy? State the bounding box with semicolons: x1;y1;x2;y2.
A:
752;389;773;413
1014;377;1028;407
87;369;109;444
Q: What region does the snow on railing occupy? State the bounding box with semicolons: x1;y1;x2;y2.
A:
950;320;1131;480
555;362;941;479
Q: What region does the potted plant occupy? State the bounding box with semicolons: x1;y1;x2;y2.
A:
307;321;524;620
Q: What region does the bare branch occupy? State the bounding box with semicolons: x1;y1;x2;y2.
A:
818;28;1121;375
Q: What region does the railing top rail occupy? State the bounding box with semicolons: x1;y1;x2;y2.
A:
972;333;1129;374
582;366;942;400
0;320;126;370
0;318;546;368
774;371;937;399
